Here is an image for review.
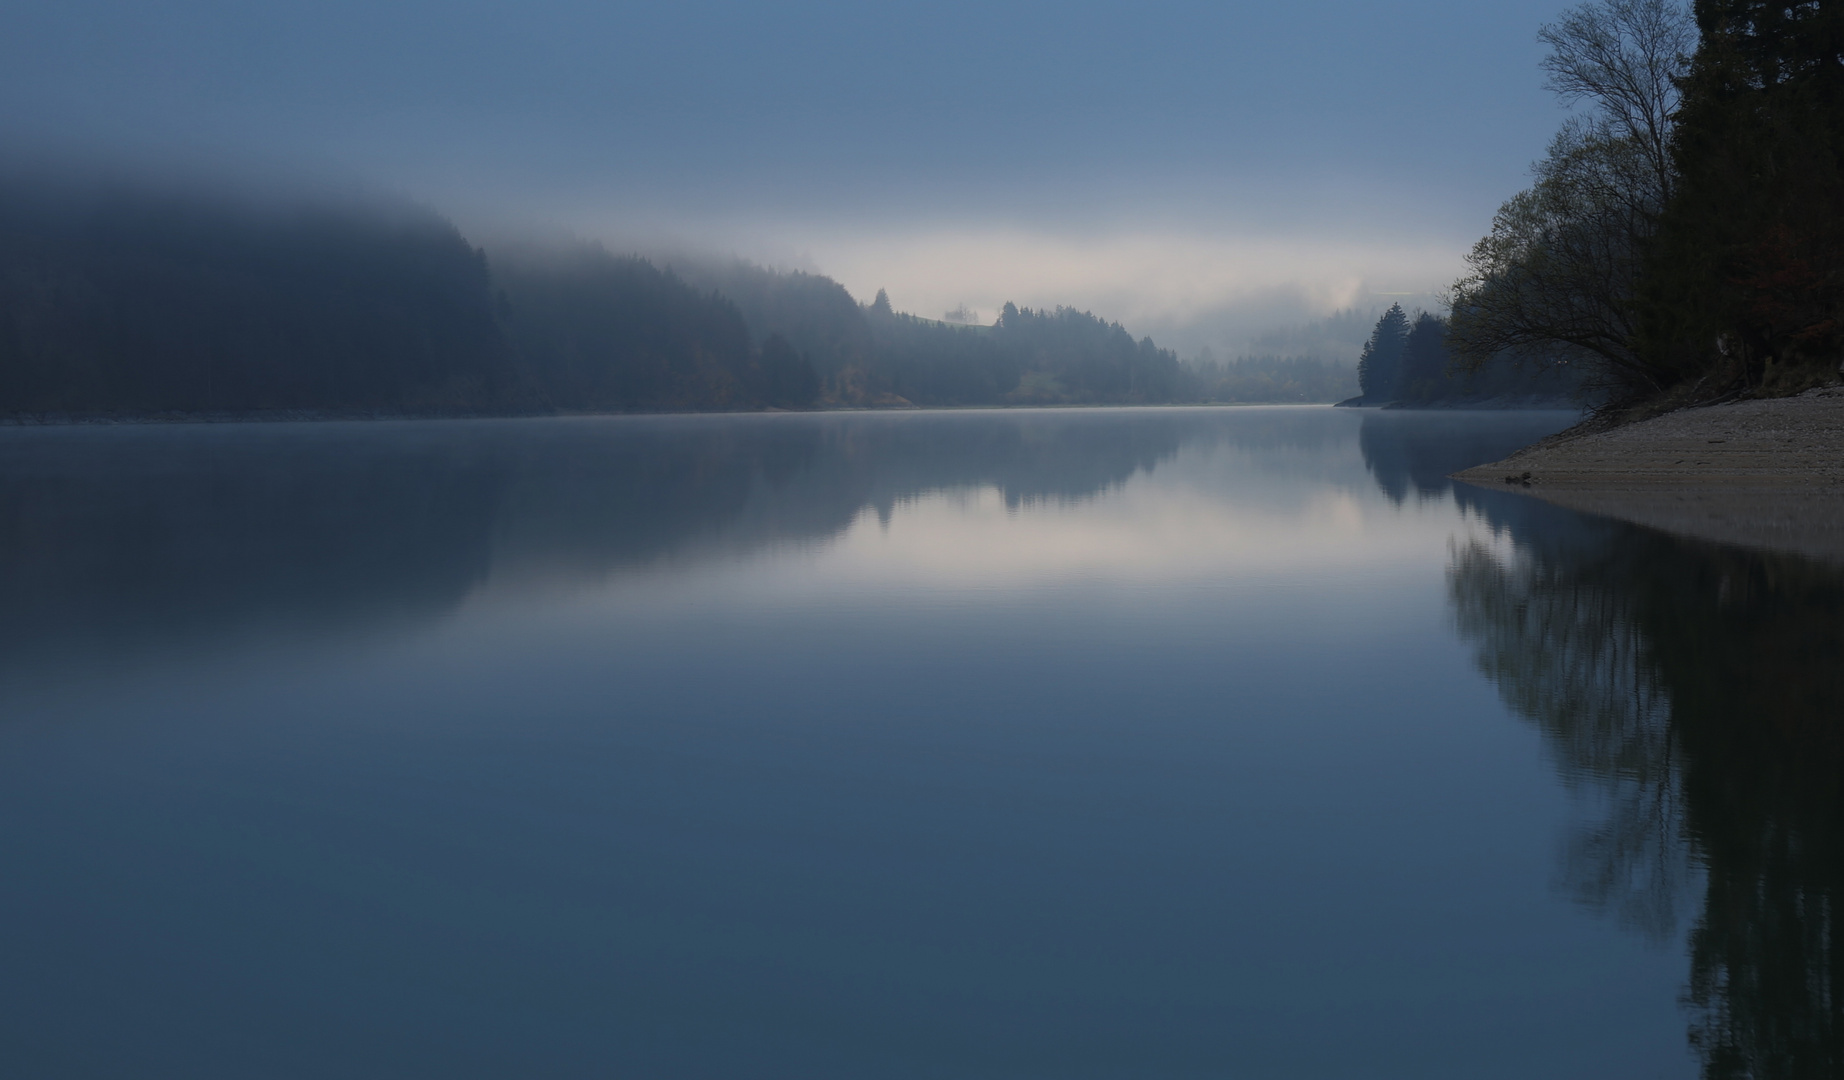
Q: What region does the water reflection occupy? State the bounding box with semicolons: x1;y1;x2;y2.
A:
1356;410;1571;504
1444;494;1844;1076
1;408;1406;673
1350;410;1844;1075
7;406;1706;1078
0;413;1167;662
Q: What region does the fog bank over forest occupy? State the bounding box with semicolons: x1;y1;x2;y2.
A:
499;219;1448;369
0;0;1612;417
0;166;1459;416
664;224;1464;364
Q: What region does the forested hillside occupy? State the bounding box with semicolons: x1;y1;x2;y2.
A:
0;177;1348;417
864;300;1184;405
0;185;832;417
0;181;522;415
669;258;873;385
669;265;1192;406
493;248;774;412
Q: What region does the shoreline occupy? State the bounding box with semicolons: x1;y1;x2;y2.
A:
0;400;1369;427
1453;386;1844;564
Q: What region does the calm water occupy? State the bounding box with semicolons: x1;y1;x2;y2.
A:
1;406;1838;1079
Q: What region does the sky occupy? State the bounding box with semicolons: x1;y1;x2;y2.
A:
1;0;1584;356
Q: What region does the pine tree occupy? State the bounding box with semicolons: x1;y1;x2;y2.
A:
1397;312;1452;402
1356;304;1410;402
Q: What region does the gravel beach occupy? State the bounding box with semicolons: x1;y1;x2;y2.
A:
1453;385;1844;564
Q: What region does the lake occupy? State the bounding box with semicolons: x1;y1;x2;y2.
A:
0;406;1836;1079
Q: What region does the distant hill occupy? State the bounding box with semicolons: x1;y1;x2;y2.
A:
0;176;1325;417
667;257;874;386
0;180;522;415
0;183;821;417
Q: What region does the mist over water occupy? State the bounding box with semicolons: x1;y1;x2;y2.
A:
17;406;1835;1077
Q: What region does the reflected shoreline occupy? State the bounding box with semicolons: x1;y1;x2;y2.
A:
0;408;1569;674
1358;407;1844;1076
0;406;1831;1075
1447;480;1844;1078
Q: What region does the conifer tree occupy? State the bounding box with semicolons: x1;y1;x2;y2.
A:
1397;312;1453;402
1356;304;1410;402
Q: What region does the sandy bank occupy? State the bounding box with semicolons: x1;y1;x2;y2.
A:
1453;386;1844;564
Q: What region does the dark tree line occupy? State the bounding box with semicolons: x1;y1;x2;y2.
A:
1450;0;1844;406
1641;0;1844;395
864;301;1184;405
1352;302;1583;405
681;271;1195;407
0;178;1223;417
670;258;874;387
861;305;1024;404
492;248;759;412
6;173;1424;416
0;182;521;415
0;183;832;417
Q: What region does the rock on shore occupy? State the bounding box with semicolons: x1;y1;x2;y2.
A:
1452;386;1844;564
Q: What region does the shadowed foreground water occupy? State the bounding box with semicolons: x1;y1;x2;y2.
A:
0;406;1836;1079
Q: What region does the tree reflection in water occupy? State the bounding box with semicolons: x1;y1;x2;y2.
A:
1446;510;1844;1078
1351;411;1843;1075
1449;535;1690;939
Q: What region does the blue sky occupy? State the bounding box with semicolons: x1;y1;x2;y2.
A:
2;0;1584;354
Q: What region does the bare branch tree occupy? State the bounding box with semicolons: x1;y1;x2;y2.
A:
1540;0;1695;201
1449;0;1694;398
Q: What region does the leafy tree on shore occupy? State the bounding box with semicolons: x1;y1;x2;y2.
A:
1454;0;1844;404
1447;0;1693;400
